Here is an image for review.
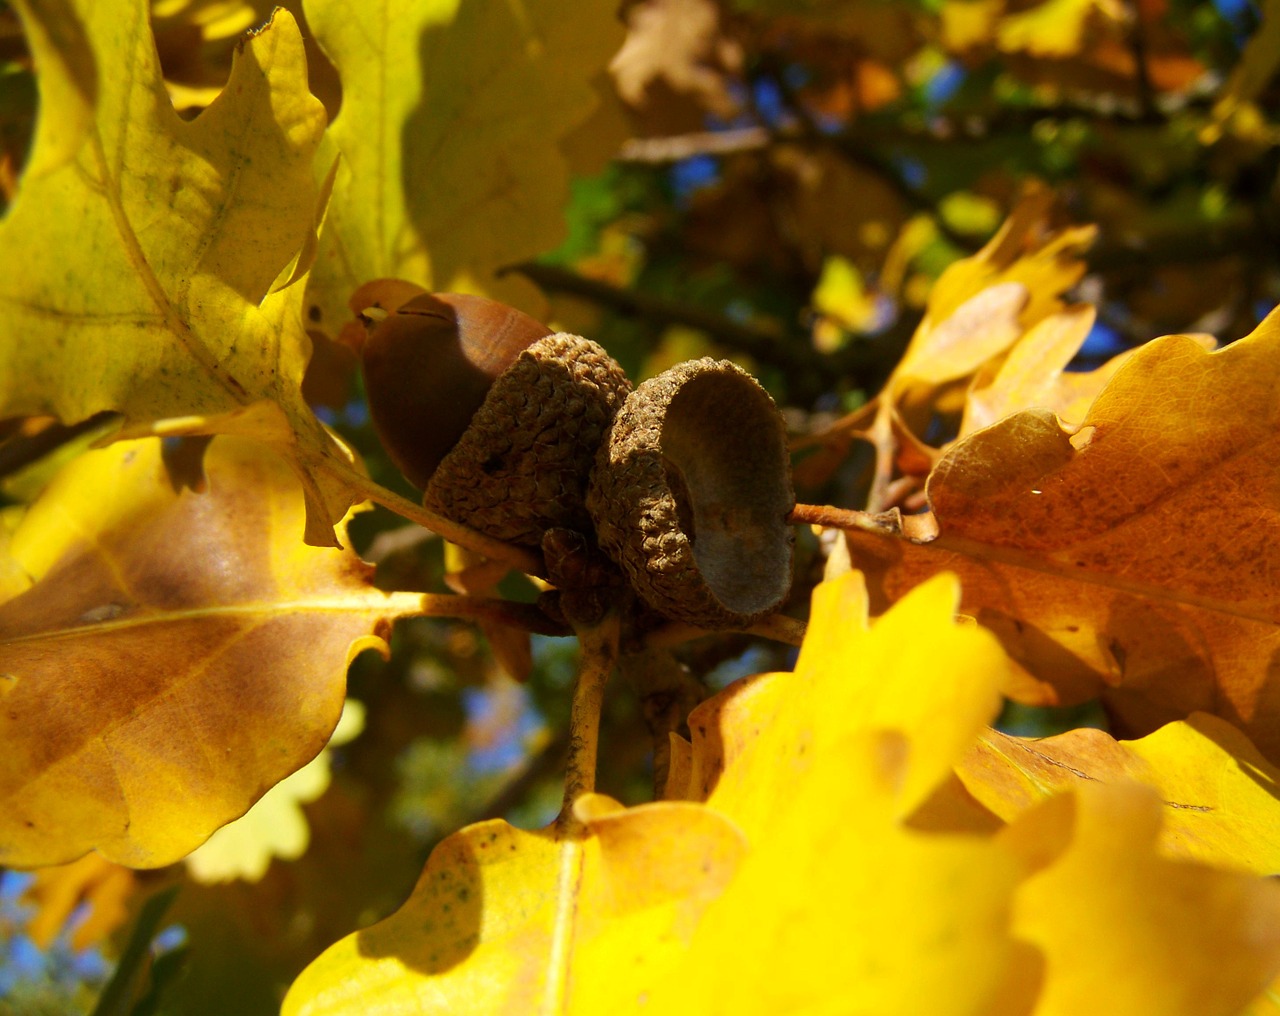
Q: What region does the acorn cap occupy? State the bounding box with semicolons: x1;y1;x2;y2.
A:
424;333;633;549
587;358;795;629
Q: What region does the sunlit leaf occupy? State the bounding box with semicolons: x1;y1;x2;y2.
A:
283;802;747;1014
301;0;625;331
843;308;1280;759
0;1;368;546
1004;783;1280;1016
184;699;367;884
796;188;1096;505
956;713;1280;872
0;437;402;868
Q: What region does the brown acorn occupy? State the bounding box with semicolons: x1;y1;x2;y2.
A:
361;292;632;549
587;359;795;629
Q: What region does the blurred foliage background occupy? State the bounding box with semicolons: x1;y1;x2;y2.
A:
1;0;1277;1011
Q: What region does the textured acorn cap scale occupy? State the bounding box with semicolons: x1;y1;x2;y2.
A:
588;359;795;629
424;333;633;549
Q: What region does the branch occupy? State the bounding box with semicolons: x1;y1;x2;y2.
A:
383;591;569;637
556;614;621;836
344;469;544;576
618;127;770;163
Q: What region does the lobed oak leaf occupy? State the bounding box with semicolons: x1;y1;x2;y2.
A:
0;1;373;546
796;187;1096;507
842;307;1280;759
286;573;1036;1015
0;437;407;868
183;699;367;884
285;569;1280;1013
1002;783;1280;1016
282;801;748;1015
301;0;625;333
955;712;1280;873
639;573;1037;1016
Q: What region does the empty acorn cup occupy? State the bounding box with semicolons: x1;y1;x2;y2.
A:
587;358;795;629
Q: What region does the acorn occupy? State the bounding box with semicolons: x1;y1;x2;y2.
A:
587;358;795;629
360;291;633;549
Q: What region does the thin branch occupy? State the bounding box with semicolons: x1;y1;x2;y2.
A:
555;614;621;837
344;470;544;576
618;127;770;163
384;591;569;637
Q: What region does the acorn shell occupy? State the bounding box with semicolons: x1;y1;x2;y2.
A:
423;333;633;549
587;359;795;629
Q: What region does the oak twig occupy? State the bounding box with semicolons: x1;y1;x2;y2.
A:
383;592;569;637
346;471;544;576
555;614;622;837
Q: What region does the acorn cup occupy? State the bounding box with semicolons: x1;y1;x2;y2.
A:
587;358;796;629
360;291;633;551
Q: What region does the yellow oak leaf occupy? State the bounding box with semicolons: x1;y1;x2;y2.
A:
795;187;1096;506
282;800;748;1014
183;699;367;884
955;713;1280;873
893;184;1094;398
0;437;418;868
285;573;1031;1015
300;0;625;332
0;1;367;546
844;307;1280;760
961;307;1218;438
1003;783;1280;1016
284;569;1280;1014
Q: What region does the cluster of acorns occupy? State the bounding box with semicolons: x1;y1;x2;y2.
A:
357;287;795;631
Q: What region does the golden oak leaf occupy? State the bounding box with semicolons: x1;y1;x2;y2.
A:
894;184;1094;395
285;574;1034;1015
955;713;1280;873
183;699;367;884
961;304;1101;435
1003;783;1280;1016
640;573;1037;1016
285;569;1280;1013
282;801;748;1014
0;1;374;546
301;0;624;333
0;437;415;868
796;187;1096;506
844;308;1280;759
